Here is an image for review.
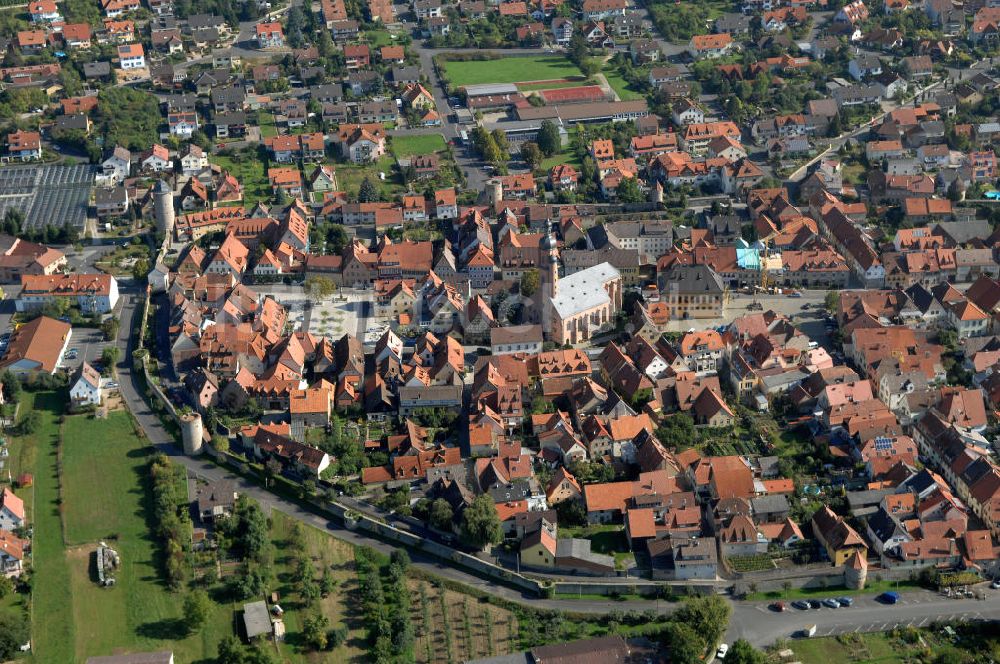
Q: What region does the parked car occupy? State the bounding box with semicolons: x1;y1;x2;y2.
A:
878;591;900;604
991;579;1000;590
808;600;822;609
837;597;854;607
791;600;809;610
716;643;729;660
822;598;840;608
770;601;786;612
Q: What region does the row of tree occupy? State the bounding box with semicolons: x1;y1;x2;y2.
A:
356;546;416;663
471;127;512;172
286;522;344;651
149;455;194;589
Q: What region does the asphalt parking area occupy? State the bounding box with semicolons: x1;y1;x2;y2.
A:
59;327;113;371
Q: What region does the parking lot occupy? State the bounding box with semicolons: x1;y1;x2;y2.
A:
58;327;114;372
729;587;1000;647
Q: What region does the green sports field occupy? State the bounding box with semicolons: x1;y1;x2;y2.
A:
443;56;584;87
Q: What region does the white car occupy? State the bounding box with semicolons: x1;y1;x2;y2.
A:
716;644;729;660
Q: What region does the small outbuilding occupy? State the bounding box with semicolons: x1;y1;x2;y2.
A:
242;600;273;641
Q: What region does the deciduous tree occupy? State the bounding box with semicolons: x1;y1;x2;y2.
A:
460;495;503;549
537;120;561;157
727;639;768;664
430;498;454;531
520;268;540;296
183;589;212;633
520;141;543;170
661;621;705;664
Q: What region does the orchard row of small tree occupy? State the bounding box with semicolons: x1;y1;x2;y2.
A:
285;522;345;652
355;547;416;663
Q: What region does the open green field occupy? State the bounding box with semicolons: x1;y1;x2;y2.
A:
603;70;645;101
791;632;904;663
443;56;583;87
258;111;278;138
391;134;447;157
539;153;581;172
336;154;403;198
364;29;395;48
211;153;272;206
269;512;369;662
21;391;73;663
51;409;235;661
23;395;369;662
93;242;152;279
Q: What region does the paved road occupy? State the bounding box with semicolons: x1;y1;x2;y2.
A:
173;2;302;73
785;56;995;186
110;289;667;612
727;590;1000;647
111;288;1000;644
409;46;563;193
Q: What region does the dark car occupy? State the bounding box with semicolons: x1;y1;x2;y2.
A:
808;600;822;609
770;601;786;612
791;600;810;610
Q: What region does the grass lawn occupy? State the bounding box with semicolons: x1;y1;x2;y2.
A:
773;427;811;461
364;30;395;48
603;69;645;102
17;391;74;663
703;0;732;19
269;512;368;662
789;627;988;664
842;161;866;185
746;578;924;602
791;632;904;663
210;154;271;206
391;134;447;157
93;243;151;278
59;410;235;662
336;154;402;198
443;56;583;87
539;152;581;172
558;524;631;568
258;111;278;138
